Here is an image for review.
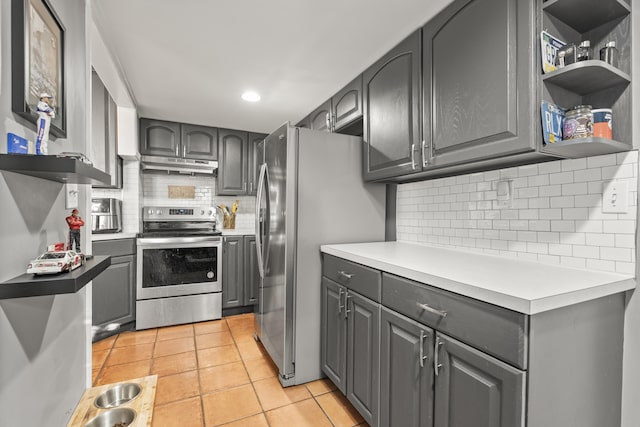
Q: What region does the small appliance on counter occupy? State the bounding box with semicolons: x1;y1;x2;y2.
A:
91;198;122;233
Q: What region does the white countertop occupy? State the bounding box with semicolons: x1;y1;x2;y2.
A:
92;232;138;241
321;242;636;315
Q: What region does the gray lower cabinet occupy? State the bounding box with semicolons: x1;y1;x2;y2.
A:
321;278;347;392
363;29;422;181
92;239;136;341
380;307;434;427
222;236;244;308
434;333;525;427
223;235;258;309
243;235;258;305
321;277;379;426
346;291;379;426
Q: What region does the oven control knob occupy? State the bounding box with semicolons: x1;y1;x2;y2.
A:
148;208;153;215
208;210;213;216
207;271;214;279
200;209;205;215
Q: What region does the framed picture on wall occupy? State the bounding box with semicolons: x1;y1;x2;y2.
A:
11;0;66;138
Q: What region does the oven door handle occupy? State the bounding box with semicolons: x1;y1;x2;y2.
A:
255;162;267;279
137;236;222;245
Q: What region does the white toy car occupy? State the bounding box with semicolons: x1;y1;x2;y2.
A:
27;250;85;275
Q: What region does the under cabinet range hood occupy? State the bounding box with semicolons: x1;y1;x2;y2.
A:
140;155;218;174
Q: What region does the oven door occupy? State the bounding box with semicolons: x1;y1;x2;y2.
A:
136;236;222;300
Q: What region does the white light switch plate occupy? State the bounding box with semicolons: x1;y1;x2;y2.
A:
602;180;628;213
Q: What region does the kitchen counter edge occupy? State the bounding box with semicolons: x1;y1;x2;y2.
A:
320;242;636;315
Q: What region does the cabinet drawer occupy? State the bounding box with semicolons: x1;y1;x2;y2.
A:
93;238;136;257
323;255;381;302
382;273;527;369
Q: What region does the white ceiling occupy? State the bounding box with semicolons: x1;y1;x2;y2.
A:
92;0;452;134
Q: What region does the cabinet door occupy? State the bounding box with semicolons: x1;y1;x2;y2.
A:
332;75;363;133
243;235;258;306
434;333;525;427
139;118;181;157
309;99;332;132
346;291;380;426
423;0;534;168
321;278;347;393
217;129;248;195
363;30;422;181
181;124;218;160
222;236;244;308
247;133;267;196
92;254;135;333
380;307;434;427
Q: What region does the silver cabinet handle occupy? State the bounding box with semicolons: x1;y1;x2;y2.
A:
411;143;416;169
344;291;351;318
419;330;428;368
183;145;187;158
338;270;354;280
249;182;253;193
338;287;344;313
421;140;428;167
434;338;443;376
417;302;447;318
326;113;331;131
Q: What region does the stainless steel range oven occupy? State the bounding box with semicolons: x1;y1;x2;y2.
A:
136;206;222;330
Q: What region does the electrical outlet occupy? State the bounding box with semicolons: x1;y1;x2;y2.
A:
496;179;512;208
602;180;628;213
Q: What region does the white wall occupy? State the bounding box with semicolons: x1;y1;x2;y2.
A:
0;0;91;425
621;3;640;426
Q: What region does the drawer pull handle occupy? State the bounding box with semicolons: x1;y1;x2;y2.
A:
338;288;344;313
417;302;447;318
434;338;443;376
419;330;428;368
338;270;354;280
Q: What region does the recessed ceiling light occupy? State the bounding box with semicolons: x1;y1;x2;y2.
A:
242;91;261;102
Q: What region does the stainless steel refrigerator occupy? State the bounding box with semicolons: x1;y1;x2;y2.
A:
254;122;386;386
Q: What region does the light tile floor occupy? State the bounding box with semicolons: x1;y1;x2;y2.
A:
92;313;368;427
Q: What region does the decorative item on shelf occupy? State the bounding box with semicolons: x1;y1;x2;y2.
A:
563;105;594;140
541;101;565;145
26;249;85;275
593;108;613;139
576;40;592;62
540;30;565;73
56;151;93;165
600;41;618;67
556;43;576;68
35;92;55;154
6;132;33;154
217;201;238;229
65;209;85;253
12;0;66;138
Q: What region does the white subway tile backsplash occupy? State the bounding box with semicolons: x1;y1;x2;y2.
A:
396;153;637;274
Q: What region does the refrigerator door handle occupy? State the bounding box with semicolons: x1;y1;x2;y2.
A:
255;163;267;279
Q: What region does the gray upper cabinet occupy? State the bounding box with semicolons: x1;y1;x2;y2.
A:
309;99;332;132
181;124;218;160
247;133;267;196
332;75;363;135
423;0;535;168
139;118;181;157
363;30;422;181
140;118;217;160
222;236;244;308
380;306;434;427
217;129;249;196
91;70;119;188
434;333;525;427
243;235;258;306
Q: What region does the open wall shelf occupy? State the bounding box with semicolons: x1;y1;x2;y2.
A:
543;0;630;32
0;256;111;299
0;154;111;185
542;60;630;95
541;137;630;158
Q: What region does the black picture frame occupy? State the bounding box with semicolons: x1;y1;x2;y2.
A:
12;0;66;138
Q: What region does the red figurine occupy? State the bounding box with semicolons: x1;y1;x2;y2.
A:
66;209;85;252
